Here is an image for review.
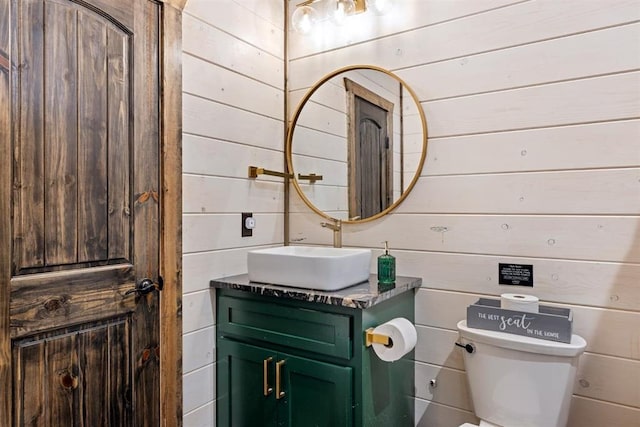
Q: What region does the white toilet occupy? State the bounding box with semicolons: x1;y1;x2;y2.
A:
456;320;586;427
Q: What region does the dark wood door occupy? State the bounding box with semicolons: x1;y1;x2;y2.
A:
0;0;169;424
352;97;393;219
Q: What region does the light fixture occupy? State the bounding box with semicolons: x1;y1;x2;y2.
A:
291;0;393;34
332;0;356;25
367;0;394;15
291;3;319;34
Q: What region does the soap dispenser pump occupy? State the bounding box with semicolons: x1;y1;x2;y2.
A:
377;241;396;289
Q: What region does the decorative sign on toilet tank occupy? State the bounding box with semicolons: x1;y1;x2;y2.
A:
467;298;572;343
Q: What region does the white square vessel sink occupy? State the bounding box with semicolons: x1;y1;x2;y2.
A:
247;246;372;291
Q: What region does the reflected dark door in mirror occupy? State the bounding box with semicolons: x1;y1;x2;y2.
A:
353;97;392;218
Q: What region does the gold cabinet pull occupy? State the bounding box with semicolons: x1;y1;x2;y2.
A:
263;357;273;396
275;360;286;399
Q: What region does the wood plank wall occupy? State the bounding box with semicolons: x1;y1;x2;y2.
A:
287;1;640;426
181;1;285;424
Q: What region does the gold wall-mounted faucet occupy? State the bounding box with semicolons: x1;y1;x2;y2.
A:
320;219;342;248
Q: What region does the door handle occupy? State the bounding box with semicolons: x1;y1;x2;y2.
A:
263;357;273;396
276;360;285;399
124;277;163;297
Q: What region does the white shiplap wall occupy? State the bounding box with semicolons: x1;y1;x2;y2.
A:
182;1;285;425
287;1;640;426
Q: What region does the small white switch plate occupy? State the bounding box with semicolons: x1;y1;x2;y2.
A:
241;212;254;237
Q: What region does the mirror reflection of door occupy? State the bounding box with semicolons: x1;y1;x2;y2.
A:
346;79;394;219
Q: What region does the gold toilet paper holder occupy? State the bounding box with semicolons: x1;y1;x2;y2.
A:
365;328;391;347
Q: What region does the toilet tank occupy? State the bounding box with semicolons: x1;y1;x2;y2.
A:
457;320;586;427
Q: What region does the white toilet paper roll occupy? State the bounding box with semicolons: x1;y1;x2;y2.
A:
371;317;417;362
501;293;539;313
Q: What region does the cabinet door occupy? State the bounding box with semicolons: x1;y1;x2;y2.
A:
217;339;278;427
278;352;353;427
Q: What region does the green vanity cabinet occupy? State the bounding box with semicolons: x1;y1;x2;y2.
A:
213;276;419;427
217;339;353;427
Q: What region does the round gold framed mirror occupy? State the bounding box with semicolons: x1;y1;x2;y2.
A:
286;65;428;223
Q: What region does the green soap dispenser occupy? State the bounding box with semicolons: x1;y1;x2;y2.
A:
377;241;396;289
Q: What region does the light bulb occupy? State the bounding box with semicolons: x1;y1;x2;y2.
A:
292;5;318;34
366;0;394;15
332;0;355;25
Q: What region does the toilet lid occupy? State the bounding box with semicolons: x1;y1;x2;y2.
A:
458;421;501;427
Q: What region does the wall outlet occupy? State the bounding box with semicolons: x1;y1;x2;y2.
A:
241;212;254;237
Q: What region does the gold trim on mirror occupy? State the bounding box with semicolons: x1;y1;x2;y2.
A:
286;64;428;224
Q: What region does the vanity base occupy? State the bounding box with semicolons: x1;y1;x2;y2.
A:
214;284;417;427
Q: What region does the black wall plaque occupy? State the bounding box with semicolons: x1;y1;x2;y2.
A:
499;263;533;286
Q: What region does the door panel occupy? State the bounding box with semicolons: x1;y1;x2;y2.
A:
44;0;78;266
354;98;392;219
3;0;162;425
106;25;130;261
280;352;353;427
14;0;45;270
77;10;109;263
9;265;136;337
12;318;131;426
13;0;134;273
217;339;279;427
218;340;354;427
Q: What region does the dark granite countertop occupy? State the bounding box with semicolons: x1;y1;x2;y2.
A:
210;274;422;309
